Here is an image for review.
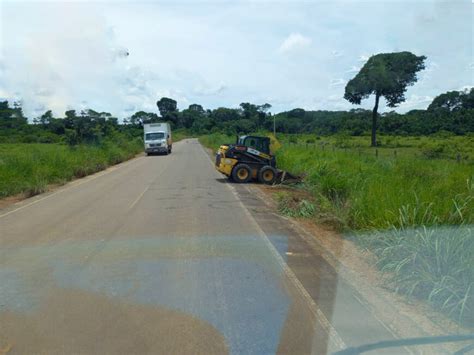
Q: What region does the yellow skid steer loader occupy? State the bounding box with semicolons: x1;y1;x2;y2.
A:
215;135;300;184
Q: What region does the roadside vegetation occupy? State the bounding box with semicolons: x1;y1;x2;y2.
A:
201;132;474;324
0;138;142;198
275;135;474;325
0;104;143;198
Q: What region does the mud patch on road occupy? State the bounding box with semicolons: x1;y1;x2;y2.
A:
0;288;228;355
1;236;296;354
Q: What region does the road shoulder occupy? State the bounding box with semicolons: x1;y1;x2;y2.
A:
246;183;469;352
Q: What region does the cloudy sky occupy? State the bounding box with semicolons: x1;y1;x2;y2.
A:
0;0;472;118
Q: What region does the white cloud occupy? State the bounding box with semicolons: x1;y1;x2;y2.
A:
418;60;439;84
193;84;227;97
397;95;433;110
329;78;346;88
345;66;360;74
0;1;471;116
278;33;311;54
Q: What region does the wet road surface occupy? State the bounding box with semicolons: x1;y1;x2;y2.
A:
0;139;405;354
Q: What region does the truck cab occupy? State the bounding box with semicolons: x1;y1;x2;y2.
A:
143;123;172;155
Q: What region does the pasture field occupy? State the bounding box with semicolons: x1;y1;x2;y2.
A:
278;133;474;162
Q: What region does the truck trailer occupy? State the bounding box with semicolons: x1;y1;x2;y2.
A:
143;123;172;155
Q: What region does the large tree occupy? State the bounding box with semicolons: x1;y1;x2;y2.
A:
130;111;159;126
180;104;205;129
344;51;426;146
156;97;178;124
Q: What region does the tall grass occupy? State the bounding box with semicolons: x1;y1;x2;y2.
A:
275;142;474;324
0;137;142;198
358;225;473;324
276;145;474;229
198;133;234;152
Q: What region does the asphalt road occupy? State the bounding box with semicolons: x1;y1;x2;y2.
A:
0;139;406;354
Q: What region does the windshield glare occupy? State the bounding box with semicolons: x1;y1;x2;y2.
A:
145;132;165;141
0;0;472;354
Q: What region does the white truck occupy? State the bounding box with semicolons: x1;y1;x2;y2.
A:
143;123;172;155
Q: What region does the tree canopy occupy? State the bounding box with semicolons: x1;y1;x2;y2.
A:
344;51;426;146
428;88;474;112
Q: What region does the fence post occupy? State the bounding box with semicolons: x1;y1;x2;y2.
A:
394;150;397;158
456;153;461;163
375;149;378;158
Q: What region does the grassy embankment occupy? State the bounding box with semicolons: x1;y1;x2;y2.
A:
0;137;143;198
200;132;474;325
0;129;195;199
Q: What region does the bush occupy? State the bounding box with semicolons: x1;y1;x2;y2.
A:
422;143;446;159
22;134;39;143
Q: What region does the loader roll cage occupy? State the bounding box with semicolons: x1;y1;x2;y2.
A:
237;135;271;155
225;136;276;168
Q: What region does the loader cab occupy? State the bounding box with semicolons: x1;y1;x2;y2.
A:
237;135;271;154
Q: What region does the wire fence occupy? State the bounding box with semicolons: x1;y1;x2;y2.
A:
283;141;471;164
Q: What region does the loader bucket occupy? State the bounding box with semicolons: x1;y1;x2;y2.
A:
275;170;303;184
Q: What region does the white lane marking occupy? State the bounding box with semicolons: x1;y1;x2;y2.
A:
129;186;150;209
128;152;174;210
0;156;145;219
198;142;346;352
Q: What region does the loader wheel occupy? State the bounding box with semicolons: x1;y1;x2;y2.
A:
258;166;277;185
232;164;252;183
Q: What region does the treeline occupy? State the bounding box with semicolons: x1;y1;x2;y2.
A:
130;88;474;136
275;89;474;136
0;88;473;144
0;103;140;144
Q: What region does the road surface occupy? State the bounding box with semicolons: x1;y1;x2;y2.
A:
0;139;405;354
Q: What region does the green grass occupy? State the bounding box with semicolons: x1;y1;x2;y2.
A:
198;133;234;152
358;225;473;324
276;145;474;230
172;129;193;143
200;132;474;324
275;136;474;324
278;133;474;162
0;137;142;198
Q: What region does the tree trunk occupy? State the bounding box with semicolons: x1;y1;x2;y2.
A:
371;93;380;147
